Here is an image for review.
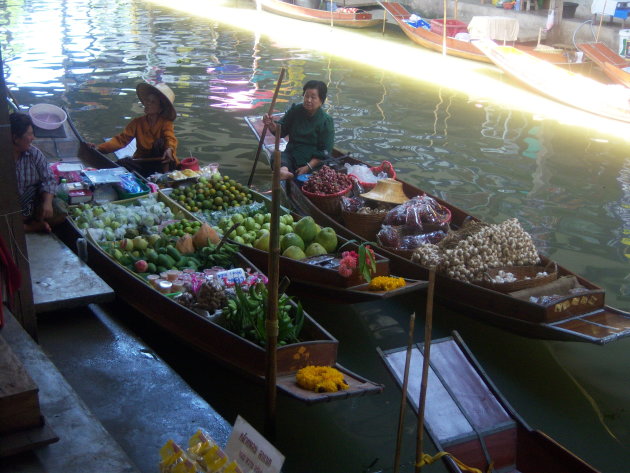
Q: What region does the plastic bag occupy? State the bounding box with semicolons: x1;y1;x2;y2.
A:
345;163;377;183
118;173;142;194
377;225;402;248
400;230;446;249
341;196;364;213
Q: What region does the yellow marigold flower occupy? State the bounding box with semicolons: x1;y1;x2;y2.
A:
296;365;349;392
368;276;406;291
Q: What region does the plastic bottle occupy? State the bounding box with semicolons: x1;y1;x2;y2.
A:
56;178;69;202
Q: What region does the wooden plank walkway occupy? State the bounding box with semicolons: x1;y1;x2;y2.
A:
26;233;114;313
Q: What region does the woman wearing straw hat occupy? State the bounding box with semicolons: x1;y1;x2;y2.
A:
90;82;178;177
262;80;334;180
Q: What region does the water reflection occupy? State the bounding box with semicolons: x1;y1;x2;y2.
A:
2;0;630;471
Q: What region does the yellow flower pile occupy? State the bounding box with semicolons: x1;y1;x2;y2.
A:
296;365;349;393
368;276;406;291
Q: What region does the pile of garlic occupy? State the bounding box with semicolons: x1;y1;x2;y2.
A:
411;218;540;282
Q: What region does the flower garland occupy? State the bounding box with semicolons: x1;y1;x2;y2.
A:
368;276;406;291
296;365;349;392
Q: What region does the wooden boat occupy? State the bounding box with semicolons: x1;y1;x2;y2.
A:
245;114;630;344
378;331;599;473
577;42;630;87
473;38;630;124
42;113;384;404
159;189;428;304
380;2;583;66
259;0;382;28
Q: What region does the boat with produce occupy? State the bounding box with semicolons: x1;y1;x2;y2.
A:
576;42;630;87
34;112;384;403
473;38;630;124
245;114;630;344
379;2;583;66
259;0;382;28
379;331;599;473
160;181;428;304
59;193;383;403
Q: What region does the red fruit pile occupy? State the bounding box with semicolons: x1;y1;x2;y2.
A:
303;166;353;195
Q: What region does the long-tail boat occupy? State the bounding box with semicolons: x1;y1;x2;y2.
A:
379;2;583;67
576;42;630;87
473;39;630;123
378;331;599;473
32;111;384;403
259;0;382;28
245;114;630;344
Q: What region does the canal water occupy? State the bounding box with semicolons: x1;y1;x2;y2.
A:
2;0;630;471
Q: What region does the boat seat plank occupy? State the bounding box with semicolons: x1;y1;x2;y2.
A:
384;346;476;440
379;1;410;19
26;232;114;313
577;42;630;68
429;339;512;432
554;308;630;343
382;340;513;442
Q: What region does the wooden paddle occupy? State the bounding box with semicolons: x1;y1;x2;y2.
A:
394;311;416;473
247;67;286;188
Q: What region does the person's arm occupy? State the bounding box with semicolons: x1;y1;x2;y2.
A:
97;119;137;154
308;114;334;167
39;191;54;220
161;120;178;164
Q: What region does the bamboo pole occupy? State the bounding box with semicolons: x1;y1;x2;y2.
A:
393;311;416;473
415;268;436;473
596;0;608;41
247;67;285;188
442;0;448;56
264;124;283;440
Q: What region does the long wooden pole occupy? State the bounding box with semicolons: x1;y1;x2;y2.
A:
247;67;285;188
393;311;416;473
442;0;447;56
415;268;436;473
264;124;282;440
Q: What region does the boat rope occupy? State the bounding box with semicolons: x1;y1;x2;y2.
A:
416;451;493;473
421;345;496;470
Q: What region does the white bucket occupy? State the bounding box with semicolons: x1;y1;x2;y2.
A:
619;29;630;57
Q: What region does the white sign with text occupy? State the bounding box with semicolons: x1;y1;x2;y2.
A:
225;416;285;473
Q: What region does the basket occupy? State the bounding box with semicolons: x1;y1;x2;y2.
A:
342;210;387;241
351;161;397;191
302;184;352;215
479;262;558;293
430;19;468;37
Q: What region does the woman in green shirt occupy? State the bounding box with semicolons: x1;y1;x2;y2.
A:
263;80;334;180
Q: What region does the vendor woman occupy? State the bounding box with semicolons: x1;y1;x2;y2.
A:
262;80;334;180
91;82;179;177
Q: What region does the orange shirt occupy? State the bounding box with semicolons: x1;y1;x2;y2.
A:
98;115;178;163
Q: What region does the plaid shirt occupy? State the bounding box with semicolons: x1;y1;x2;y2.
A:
16;146;57;217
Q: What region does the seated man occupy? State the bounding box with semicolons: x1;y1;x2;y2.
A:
11;112;66;233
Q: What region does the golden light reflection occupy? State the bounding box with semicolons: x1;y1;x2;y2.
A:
146;0;630;141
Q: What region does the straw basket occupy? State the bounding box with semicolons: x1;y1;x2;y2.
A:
342;210;387;241
479;262;558;293
302;184;352;215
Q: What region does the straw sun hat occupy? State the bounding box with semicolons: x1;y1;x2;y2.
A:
136;82;177;121
360;178;409;204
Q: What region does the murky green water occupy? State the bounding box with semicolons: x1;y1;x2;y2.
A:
2;0;630;471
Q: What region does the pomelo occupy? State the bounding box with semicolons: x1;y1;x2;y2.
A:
281;232;305;252
294;216;318;244
282;245;306;260
305;242;328;257
314;227;338;253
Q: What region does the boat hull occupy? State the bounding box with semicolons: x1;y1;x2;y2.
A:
260;0;381;28
379;332;599;473
245;114;630;344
